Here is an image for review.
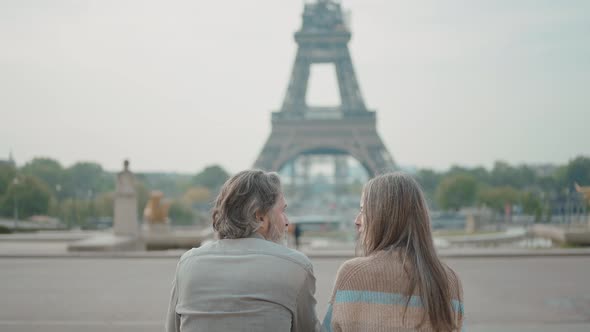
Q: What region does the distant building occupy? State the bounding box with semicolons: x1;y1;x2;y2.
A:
529;163;558;177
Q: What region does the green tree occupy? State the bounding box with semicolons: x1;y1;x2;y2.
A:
55;176;148;226
477;186;521;212
435;174;478;210
182;187;211;207
0;163;17;195
447;165;490;184
135;173;192;198
414;169;442;208
489;161;537;189
564;156;590;188
21;158;64;195
415;169;441;193
537;175;559;192
0;175;53;219
168;200;195;225
63;162;113;198
521;191;543;221
59;198;92;227
93;192;114;218
192;165;230;191
135;180;150;216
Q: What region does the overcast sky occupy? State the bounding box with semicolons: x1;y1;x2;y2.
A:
1;0;589;173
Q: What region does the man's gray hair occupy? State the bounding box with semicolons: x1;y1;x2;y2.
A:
212;169;282;239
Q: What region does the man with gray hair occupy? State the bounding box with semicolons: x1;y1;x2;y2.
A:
166;170;321;332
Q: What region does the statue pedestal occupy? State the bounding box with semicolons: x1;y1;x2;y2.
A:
142;221;171;234
113;160;139;238
140;226;208;250
465;214;476;234
114;193;139;237
68;160;143;252
68;234;145;252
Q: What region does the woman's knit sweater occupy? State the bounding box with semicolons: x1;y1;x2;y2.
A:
323;250;464;331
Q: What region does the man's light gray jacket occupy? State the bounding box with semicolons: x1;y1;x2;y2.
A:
165;233;320;332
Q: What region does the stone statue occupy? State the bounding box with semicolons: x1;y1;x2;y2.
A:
143;191;171;224
116;160;136;195
114;159;139;236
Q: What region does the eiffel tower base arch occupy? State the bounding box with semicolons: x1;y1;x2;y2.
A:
254;116;395;178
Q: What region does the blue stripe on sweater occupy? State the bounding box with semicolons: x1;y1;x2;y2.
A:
322;304;333;332
335;290;464;314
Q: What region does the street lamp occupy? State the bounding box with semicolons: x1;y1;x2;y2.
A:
55;184;62;228
12;177;19;230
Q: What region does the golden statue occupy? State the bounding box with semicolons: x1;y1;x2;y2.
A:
575;183;590;203
143;191;171;224
575;183;590;227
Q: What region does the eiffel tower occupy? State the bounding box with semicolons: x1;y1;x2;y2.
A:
254;0;396;177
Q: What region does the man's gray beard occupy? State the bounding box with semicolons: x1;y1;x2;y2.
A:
267;217;286;246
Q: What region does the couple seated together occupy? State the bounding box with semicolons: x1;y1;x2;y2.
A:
166;170;464;332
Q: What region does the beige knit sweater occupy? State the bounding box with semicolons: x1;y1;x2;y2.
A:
323;249;464;331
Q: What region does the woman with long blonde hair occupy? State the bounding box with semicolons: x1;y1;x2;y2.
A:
323;172;464;331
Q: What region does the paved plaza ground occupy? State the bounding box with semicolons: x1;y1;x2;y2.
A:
1;254;590;331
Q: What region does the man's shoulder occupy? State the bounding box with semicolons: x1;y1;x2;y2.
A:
250;239;314;273
178;238;313;274
178;239;215;260
269;242;313;271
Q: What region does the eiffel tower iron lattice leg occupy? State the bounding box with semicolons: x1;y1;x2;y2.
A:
254;0;396;177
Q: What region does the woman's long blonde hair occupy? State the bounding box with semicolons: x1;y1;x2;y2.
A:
360;172;460;331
